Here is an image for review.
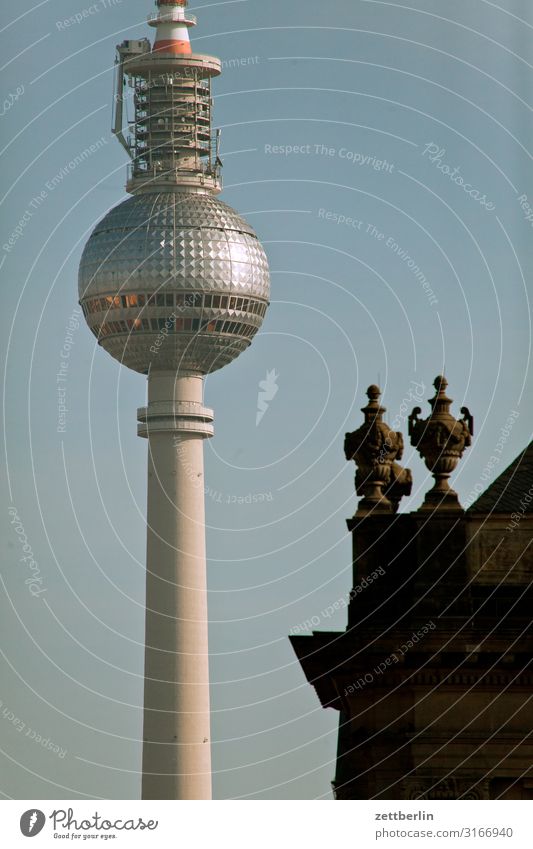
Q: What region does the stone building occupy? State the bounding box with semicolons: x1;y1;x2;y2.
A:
290;379;533;799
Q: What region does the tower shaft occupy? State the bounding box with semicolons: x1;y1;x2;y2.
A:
139;373;213;800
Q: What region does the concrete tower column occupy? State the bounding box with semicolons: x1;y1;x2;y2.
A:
138;371;213;800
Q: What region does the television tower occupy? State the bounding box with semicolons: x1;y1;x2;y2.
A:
78;0;270;799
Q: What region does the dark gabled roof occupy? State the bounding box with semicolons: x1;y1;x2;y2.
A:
468;440;533;514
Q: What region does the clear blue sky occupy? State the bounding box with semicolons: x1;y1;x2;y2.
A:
1;0;532;799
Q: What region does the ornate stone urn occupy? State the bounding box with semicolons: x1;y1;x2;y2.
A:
409;375;473;512
344;385;412;516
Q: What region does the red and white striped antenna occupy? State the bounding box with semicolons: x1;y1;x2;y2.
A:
149;0;196;55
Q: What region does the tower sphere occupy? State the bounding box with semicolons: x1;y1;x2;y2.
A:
79;191;270;374
78;0;270;376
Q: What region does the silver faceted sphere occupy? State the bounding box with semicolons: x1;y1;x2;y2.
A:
78;192;270;374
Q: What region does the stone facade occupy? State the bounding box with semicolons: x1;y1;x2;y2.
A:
290;389;533;800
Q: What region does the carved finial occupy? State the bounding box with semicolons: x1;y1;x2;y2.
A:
409;376;473;512
345;385;412;518
361;385;385;421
